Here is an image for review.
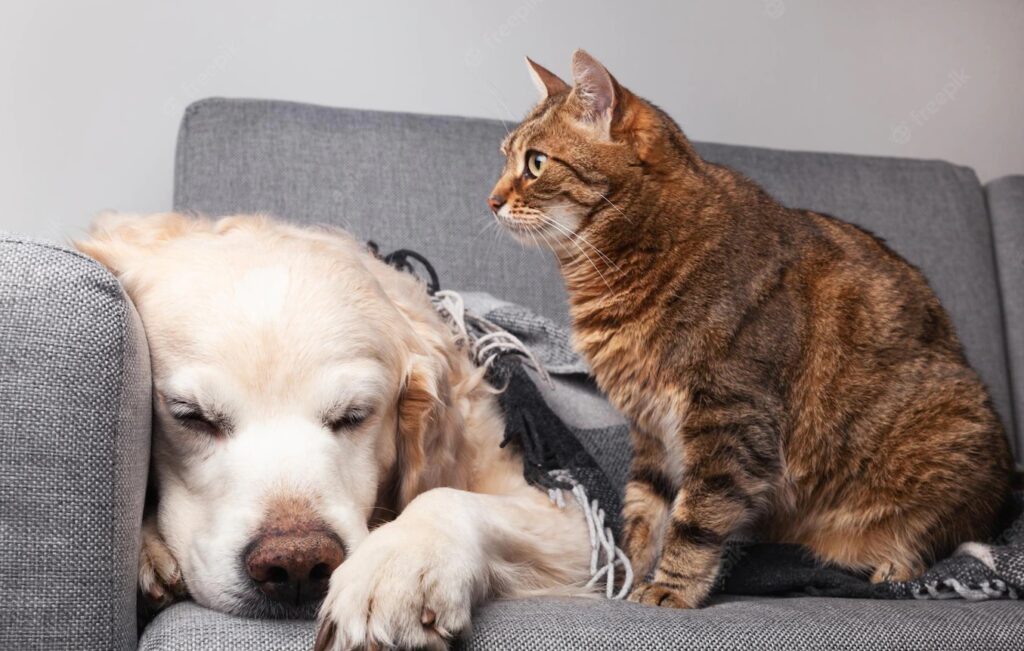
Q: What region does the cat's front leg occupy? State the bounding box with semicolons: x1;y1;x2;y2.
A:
622;426;674;578
630;403;780;608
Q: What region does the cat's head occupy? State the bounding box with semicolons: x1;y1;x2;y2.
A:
488;49;697;253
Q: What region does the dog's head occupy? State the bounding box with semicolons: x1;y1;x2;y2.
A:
78;214;473;617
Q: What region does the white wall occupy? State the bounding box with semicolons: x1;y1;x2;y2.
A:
2;0;1022;241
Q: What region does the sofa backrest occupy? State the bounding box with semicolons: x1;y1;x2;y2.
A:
174;98;1018;455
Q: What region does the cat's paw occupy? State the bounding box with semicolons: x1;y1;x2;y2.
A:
138;520;186;609
314;520;478;651
628;581;697;609
870;558;924;584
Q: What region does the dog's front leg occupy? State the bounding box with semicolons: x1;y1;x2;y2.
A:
315;485;591;651
138;515;186;611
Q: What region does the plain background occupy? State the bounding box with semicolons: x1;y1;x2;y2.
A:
2;0;1022;241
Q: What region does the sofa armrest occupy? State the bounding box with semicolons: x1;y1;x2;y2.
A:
0;235;151;650
987;175;1024;462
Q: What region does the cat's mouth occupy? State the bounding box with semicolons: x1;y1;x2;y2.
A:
494;205;571;245
495;210;552;239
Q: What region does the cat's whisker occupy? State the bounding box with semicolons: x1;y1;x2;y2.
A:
544;216;622;272
533;212;613;291
527;222;578;290
596;191;633;224
525;222;541;254
471;213;500;245
569;229;623;275
535;211;623;275
482;212;505;265
484;82;515;137
569;234;614;291
534;212;614;276
536;226;563;269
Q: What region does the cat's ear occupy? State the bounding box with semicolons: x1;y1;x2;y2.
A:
526;57;569;99
570;49;620;133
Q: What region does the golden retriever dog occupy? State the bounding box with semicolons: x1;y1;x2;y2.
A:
77;213;594;650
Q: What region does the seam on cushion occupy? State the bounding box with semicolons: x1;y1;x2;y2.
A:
982;180;1020;456
181;97;511;134
184;96;974;178
0;235;112;272
108;284;131;649
172;104;190;210
173;101;209;211
987;174;1024;187
184;97;971;176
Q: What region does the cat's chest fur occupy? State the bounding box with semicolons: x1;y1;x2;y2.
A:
573;326;668;410
571;316;690;475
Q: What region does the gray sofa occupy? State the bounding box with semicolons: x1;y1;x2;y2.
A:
1;97;1022;649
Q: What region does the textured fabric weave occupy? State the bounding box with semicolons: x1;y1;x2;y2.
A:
462;595;1024;650
139;602;314;651
987;175;1024;458
173;98;1016;447
0;236;151;650
141;595;1024;651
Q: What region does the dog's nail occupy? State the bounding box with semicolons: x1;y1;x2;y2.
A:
313;620;336;651
420;606;437;627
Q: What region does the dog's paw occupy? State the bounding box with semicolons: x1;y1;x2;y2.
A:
628;581;698;609
138;520;186;609
315;520;479;651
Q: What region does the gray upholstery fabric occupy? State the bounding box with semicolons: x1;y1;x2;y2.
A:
462;596;1024;650
139;603;312;651
988;175;1024;457
0;236;151;650
141;596;1024;651
174;98;1016;443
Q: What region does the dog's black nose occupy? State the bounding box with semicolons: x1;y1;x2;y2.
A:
244;530;344;605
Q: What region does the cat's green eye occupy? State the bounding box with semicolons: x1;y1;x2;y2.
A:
525;150;548;179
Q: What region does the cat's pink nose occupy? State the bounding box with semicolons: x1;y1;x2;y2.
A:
488;194;506;212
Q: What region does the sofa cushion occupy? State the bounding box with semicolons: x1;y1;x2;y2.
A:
140;596;1024;651
0;236;151;650
174;98;1016;443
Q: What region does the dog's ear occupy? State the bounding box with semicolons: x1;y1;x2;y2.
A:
394;351;465;509
75;212;201;277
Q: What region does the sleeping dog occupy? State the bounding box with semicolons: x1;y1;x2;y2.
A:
78;214;593;650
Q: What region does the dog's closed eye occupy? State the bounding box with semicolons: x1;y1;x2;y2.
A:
324;405;374;433
166;398;224;436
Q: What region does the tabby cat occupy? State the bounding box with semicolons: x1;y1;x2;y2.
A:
489;50;1014;608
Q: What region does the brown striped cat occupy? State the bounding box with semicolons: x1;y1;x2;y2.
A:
488;50;1014;608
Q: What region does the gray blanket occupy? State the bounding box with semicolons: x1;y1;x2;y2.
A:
460;292;1023;603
